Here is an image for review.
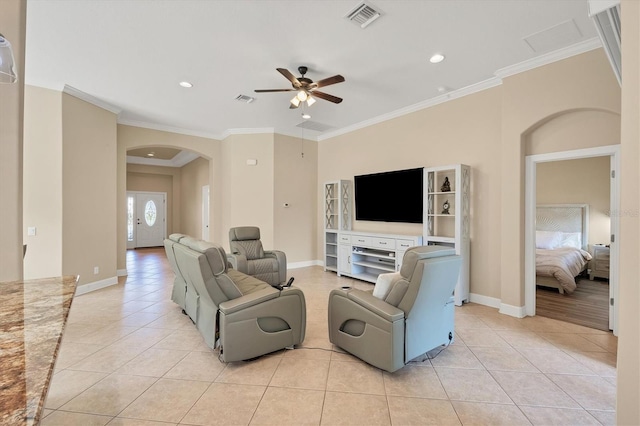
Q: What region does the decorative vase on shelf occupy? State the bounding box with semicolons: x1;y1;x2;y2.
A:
440;177;451;192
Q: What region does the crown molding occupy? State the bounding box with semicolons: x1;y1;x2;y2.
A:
220;128;275;139
495;37;602;79
63;85;122;114
318;77;502;141
117;118;224;140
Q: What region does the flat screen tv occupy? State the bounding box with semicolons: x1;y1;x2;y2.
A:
354;167;423;223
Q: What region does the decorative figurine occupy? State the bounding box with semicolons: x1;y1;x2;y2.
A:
441;177;451;192
442;200;450;214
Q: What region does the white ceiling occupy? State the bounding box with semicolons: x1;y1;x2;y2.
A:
25;0;604;143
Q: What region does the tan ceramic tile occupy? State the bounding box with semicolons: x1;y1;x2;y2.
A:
283;346;332;360
44;370;108;409
536;333;608;353
387;396;461;425
118;378;209;423
383;364;447;399
107;418;177;426
566;351;617;377
215;355;282;386
40;410;112;425
250;386;324;425
66;344;147;373
329;348;363;363
455;329;510;348
547;374;616;411
118;312;163;327
144;310;194;329
301;320;333;350
518;406;601;425
451;401;531;425
111;327;175;350
587;410;616;425
495;330;557;349
455;314;490;330
152;329;206;351
269;357;330;390
515;348;597;375
520;316;575;333
489;371;580;408
115;348;189;377
434;367;511;404
468;346;538;372
321;391;390;426
163;351;225;382
53;342;105;371
69;324;140;346
182;382;265;425
60;374;156;416
428;345;485;369
473;313;528;331
326;360;385;394
579;333;618;353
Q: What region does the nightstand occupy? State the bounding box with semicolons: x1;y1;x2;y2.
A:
589;244;610;280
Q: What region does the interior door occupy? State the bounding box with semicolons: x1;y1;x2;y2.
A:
202;185;210;241
135;192;166;247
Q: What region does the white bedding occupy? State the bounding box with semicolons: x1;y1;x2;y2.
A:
535;247;592;294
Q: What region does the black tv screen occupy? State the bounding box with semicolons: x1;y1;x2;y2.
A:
354;168;423;223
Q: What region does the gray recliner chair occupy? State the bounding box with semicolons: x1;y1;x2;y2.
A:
164;233;189;311
227;226;287;287
328;245;461;373
170;236;306;362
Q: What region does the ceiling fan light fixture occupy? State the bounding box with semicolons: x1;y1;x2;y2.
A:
302;113;311;119
306;96;316;107
290;96;301;107
296;90;308;102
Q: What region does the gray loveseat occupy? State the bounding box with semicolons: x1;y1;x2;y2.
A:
164;234;306;362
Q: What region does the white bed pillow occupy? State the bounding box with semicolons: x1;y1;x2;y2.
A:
536;231;562;249
556;232;582;249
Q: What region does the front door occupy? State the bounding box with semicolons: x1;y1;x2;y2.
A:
129;192;166;248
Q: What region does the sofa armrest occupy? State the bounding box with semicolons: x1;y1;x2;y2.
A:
264;250;287;282
219;287;279;315
344;288;405;322
227;253;248;273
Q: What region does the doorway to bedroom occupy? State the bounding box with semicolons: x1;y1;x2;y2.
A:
525;145;620;335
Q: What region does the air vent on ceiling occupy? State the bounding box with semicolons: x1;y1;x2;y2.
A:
296;120;334;132
588;0;621;85
235;94;255;103
345;2;381;29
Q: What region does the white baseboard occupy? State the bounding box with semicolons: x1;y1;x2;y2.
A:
117;269;128;277
469;293;501;309
289;260;322;269
75;276;118;296
499;303;527;318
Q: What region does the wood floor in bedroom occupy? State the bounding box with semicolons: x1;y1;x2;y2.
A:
536;277;610;331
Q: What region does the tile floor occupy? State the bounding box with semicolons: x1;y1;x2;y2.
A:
42;248;618;425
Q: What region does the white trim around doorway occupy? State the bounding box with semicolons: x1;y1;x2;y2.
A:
525;144;620;335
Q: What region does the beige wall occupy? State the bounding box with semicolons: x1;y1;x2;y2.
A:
536;157;611;246
23;86;63;279
0;0;26;281
222;133;275;249
61;93;118;285
320;87;504;299
274;134;318;263
127;164;181;236
180;157;209;239
617;1;640;423
499;49;621;308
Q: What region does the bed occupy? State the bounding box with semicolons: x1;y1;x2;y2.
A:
535;204;592;294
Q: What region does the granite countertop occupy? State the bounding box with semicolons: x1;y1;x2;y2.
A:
0;276;78;425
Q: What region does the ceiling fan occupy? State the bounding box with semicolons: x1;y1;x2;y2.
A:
255;66;345;109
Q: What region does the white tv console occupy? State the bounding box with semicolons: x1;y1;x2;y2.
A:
324;230;423;284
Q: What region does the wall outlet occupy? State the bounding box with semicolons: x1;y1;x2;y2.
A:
93;266;99;275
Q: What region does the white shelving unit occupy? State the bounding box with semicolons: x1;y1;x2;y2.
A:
424;164;471;305
324;180;351;272
338;231;422;283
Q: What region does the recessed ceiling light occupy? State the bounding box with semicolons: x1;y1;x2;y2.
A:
302;113;311;119
179;81;193;88
429;53;445;64
147;152;155;157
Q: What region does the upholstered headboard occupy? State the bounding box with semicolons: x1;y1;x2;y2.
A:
536;204;589;250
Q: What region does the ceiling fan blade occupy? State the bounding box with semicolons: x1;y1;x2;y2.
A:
254;89;296;93
277;68;301;88
313;74;345;89
311;90;343;104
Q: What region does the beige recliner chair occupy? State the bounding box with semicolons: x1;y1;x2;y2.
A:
164;233;189;312
328;245;461;373
170;236;306;362
227;226;287;286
